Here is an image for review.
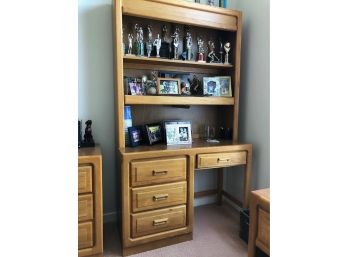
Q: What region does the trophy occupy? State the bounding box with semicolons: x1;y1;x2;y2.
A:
135;24;144;56
171;26;180;60
160;25;170;58
208;0;215;6
153;34;162;58
206;40;220;63
186;31;193;61
146;25;153;57
219;40;224;63
197;36;205;62
224;42;231;64
127;33;134;55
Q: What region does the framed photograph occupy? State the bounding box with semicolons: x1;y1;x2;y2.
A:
164;121;192;145
157;78;181;95
203;77;220;96
144;123;163;145
129;81;144;95
218;76;232;96
128;126;143;147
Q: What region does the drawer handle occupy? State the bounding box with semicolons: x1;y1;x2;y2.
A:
218;158;230;162
153;194;169;201
153;218;168;226
153;170;168;176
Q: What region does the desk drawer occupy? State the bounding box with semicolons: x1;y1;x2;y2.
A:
78;221;94;249
78;165;93;193
78;194;94;222
197;151;247;168
131;157;186;187
131;182;187;212
131;205;186;238
256;208;270;255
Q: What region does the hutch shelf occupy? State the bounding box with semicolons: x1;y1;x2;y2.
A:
113;0;252;255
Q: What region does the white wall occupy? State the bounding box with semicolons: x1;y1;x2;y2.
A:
78;0;269;220
224;0;270;201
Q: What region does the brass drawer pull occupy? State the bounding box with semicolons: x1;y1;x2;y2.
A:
152;170;168;176
153;218;168;226
218;158;230;162
153;194;169;201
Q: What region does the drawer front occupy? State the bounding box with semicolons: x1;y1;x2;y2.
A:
78;221;94;249
78;165;93;194
131;157;186;187
256;208;270;254
131;205;186;238
78;194;94;222
132;182;187;212
197;151;247;168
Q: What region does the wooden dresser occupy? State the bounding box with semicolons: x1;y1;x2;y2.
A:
248;188;270;257
78;146;103;257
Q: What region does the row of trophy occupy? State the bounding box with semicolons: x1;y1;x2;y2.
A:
122;24;231;64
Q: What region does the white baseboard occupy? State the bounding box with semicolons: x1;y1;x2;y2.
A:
222;196;243;212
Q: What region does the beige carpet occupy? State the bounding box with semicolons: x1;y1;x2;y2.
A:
102;203;247;257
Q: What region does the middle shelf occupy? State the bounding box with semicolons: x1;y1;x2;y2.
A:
124;95;235;105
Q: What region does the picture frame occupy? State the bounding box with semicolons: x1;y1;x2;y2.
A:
157;78;181;95
128;126;143;147
203;76;232;96
218;76;232;96
203;77;220;96
129;81;144;95
144;123;163;145
164;120;192;145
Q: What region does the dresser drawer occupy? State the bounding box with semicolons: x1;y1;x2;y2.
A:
131;181;187;212
256;208;270;255
131;157;186;187
78;165;93;194
78;221;94;249
197;151;247;168
131;205;186;238
78;194;94;222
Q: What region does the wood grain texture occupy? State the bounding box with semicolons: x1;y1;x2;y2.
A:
78;194;94;222
78;166;93;194
131;181;187;212
78;222;93;249
124;95;234;105
248;188;270;257
131;156;187;187
131;205;186;237
197;151;247;169
78;146;103;257
123;0;238;31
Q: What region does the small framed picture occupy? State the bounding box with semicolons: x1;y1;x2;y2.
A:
164;121;192;145
128;126;143;147
129;81;144;95
144;123;163;145
203;77;220;96
218;76;232;96
157;78;181;95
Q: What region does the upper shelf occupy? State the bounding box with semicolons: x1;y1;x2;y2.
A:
124;95;234;105
122;0;240;31
123;56;233;74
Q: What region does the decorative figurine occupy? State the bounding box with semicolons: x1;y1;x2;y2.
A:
224;42;231;64
197;36;205;62
206;40;220;63
188;75;203;95
81;120;95;147
208;0;215;6
171;26;180;60
153;34;162;58
160;25;170;58
127;33;134;55
219;39;224;63
146;25;153;57
144;70;158;95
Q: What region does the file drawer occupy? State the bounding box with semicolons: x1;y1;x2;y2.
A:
78;221;94;249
